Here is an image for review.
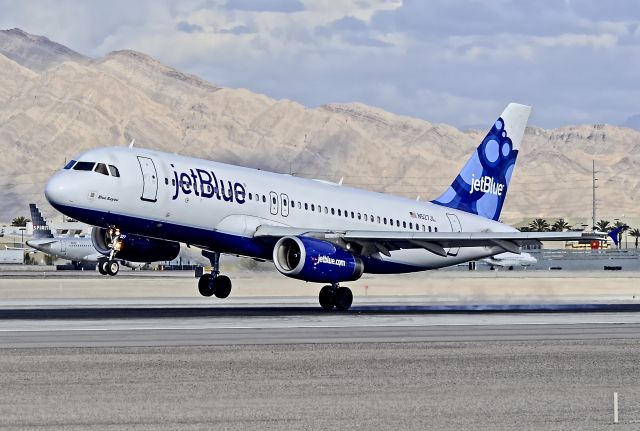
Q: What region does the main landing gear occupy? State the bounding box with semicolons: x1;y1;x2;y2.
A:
98;258;120;276
198;251;232;299
319;284;353;311
97;227;122;276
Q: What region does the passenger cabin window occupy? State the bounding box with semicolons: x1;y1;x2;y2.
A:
73;161;96;171
63;160;77;170
94;163;109;176
262;195;266;203
108;165;120;177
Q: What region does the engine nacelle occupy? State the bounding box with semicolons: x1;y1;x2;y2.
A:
273;236;364;283
91;227;180;263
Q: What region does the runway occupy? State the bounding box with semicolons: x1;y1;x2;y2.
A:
1;273;639;429
1;302;640;348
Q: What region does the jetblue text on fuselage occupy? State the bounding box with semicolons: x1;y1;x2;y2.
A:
470;174;504;196
171;165;246;203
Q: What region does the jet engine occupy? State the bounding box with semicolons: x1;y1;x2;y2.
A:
91;227;180;263
272;236;364;283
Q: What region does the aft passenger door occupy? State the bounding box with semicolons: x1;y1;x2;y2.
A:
280;193;289;217
137;156;158;202
446;213;462;256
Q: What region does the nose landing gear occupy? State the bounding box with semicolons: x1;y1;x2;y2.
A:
198;251;232;299
319;283;353;311
97;227;122;276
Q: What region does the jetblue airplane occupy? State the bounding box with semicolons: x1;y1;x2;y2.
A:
25;204;156;272
43;103;603;310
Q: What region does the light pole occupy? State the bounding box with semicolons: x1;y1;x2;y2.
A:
19;227;26;248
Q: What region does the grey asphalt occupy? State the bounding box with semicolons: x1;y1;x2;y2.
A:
0;307;639;429
0;340;638;430
2;268;640;430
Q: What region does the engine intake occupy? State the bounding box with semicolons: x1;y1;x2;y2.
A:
91;227;180;263
273;236;364;283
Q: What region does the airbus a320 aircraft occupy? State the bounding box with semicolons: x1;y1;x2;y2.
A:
43;103;603;310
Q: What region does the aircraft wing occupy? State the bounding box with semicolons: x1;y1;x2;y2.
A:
254;225;605;257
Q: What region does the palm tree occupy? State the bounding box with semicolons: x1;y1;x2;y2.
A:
595;219;611;232
529;218;550;232
629;228;640;249
11;216;30;227
551;218;571;232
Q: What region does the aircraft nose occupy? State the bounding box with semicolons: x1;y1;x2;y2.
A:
44;172;70;206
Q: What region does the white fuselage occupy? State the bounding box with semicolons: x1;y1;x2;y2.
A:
27;237;101;262
483;252;537;268
45;147;517;273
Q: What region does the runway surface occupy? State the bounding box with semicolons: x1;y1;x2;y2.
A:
1;273;639;429
0;302;640;348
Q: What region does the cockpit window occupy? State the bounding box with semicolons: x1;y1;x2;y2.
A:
108;165;120;177
73;161;96;171
63;160;77;170
94;163;109;176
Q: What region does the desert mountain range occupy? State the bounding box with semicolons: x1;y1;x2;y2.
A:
1;28;639;227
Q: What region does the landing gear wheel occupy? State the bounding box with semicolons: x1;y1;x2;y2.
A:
198;274;214;297
334;286;353;311
98;260;108;275
214;275;232;299
106;260;120;276
319;285;335;310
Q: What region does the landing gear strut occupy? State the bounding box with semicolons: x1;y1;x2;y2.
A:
97;227;122;276
319;284;353;311
198;251;232;299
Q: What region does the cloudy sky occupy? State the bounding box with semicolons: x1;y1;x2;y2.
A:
1;0;639;129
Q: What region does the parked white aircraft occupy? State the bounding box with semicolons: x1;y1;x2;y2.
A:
482;251;537;270
26;204;176;273
43;103;603;309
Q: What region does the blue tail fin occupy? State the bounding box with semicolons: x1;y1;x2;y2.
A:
608;226;624;246
432;103;531;221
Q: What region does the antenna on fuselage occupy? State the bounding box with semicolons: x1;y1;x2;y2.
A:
338;177;344;186
416;195;421;201
128;138;136;148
